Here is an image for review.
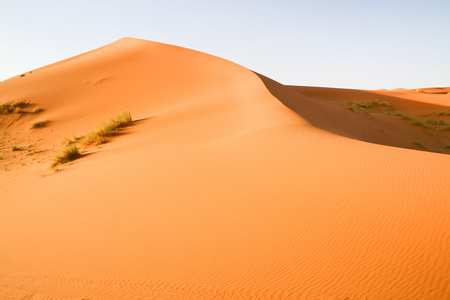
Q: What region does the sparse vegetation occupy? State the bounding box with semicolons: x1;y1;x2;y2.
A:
424;118;447;126
83;129;108;146
51;111;133;168
51;144;81;168
116;111;132;125
12;146;19;151
31;121;49;129
388;112;429;128
12;100;28;109
345;100;394;113
1;102;22;114
0;103;14;114
1;100;32;115
389;112;450;129
435;110;450;117
81;111;132;146
33;108;44;114
341;99;450;131
63;137;77;146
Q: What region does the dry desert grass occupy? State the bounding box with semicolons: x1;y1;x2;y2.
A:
30;120;49;129
51;111;132;167
81;111;132;146
341;99;450;137
51;144;81;167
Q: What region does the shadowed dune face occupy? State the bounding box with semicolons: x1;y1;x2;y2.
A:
1;38;450;299
256;73;450;153
289;85;450;113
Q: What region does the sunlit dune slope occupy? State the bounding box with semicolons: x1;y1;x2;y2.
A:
0;38;299;141
1;38;449;299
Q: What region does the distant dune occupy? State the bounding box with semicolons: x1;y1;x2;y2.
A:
1;38;449;299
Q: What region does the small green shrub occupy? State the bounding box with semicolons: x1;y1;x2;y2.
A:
435;110;450;116
51;144;81;168
389;112;429;128
33;108;43;114
31;121;49;129
115;111;132;125
409;118;429;128
346;100;394;113
425;118;447;126
96;122;117;137
0;103;14;114
63;137;76;146
12;146;19;151
83;130;108;145
12;100;28;109
0;101;31;115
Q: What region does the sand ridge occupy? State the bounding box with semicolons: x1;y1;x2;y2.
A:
1;38;449;299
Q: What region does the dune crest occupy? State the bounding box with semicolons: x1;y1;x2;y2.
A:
1;38;449;299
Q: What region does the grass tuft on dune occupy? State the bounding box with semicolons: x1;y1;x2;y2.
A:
345;100;394;113
31;121;49;129
0;100;29;114
51;111;132;168
51;144;81;168
81;111;132;146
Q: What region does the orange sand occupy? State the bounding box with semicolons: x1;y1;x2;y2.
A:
1;38;449;299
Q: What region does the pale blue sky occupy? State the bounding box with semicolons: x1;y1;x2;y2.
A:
1;0;449;89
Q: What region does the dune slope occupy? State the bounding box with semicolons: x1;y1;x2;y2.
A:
1;38;449;299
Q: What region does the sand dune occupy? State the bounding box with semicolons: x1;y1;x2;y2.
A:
1;38;449;299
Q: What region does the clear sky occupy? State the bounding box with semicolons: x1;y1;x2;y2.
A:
1;0;449;89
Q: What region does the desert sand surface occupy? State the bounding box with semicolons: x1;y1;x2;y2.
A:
1;38;449;299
